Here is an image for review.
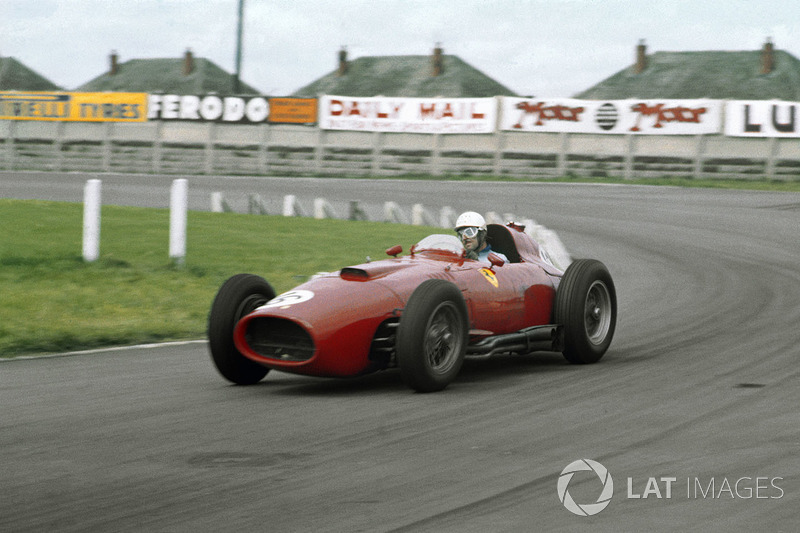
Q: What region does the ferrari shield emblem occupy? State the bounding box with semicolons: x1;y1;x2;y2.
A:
479;268;498;288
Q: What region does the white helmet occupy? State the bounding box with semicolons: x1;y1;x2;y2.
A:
455;211;487;232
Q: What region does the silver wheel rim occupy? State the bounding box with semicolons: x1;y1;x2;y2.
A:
423;301;463;374
585;280;612;345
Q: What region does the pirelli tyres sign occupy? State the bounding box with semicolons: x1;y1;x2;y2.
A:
0;92;147;122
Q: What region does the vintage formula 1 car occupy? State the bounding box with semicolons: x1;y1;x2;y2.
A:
208;222;616;392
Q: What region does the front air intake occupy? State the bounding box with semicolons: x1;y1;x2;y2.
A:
245;317;315;362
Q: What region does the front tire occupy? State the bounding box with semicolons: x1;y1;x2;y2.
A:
208;274;276;384
396;279;469;392
553;259;616;364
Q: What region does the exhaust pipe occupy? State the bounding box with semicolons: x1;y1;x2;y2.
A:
466;325;562;358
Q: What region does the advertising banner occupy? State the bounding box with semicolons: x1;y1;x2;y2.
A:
724;100;800;137
147;94;317;124
148;94;268;123
319;95;497;134
0;92;147;122
268;98;318;124
500;97;722;135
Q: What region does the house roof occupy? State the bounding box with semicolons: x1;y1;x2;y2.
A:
0;56;62;91
76;53;259;94
292;53;518;98
576;48;800;101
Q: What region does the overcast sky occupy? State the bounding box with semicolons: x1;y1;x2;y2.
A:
4;0;799;97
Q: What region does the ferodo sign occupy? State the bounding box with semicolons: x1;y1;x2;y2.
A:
148;94;269;123
148;94;318;124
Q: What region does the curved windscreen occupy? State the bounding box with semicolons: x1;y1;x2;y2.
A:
413;234;465;256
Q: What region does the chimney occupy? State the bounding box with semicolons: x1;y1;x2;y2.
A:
761;38;775;75
432;43;443;76
337;46;348;76
183;48;194;76
109;50;119;75
634;39;647;74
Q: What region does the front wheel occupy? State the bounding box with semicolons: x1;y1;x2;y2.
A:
208;274;276;384
396;279;469;393
553;259;617;364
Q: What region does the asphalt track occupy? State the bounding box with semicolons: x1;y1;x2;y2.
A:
2;172;799;532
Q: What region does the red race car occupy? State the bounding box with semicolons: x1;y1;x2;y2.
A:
208;222;616;392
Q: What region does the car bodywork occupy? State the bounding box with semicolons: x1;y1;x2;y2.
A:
209;222;616;392
236;224;560;373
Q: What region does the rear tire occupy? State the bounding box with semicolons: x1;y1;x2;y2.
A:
208;274;275;384
396;279;469;392
553;259;616;364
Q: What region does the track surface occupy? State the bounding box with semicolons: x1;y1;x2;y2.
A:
2;172;799;531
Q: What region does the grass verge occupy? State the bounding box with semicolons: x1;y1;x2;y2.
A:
0;199;437;357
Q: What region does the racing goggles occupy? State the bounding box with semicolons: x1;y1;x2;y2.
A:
457;226;480;238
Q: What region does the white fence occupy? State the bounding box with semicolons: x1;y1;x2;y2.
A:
3;120;799;180
81;178;572;270
211;191;572;270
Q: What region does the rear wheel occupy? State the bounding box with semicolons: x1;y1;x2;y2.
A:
553;259;616;364
396;279;469;392
208;274;275;384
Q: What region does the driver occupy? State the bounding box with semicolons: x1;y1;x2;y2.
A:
454;211;508;264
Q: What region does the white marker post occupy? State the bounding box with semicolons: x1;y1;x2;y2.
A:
211;191;224;213
82;179;102;262
169;179;188;265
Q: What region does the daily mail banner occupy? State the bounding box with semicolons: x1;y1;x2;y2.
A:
0;92;147;122
319;95;497;134
725;100;800;137
147;94;317;124
500;97;722;135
